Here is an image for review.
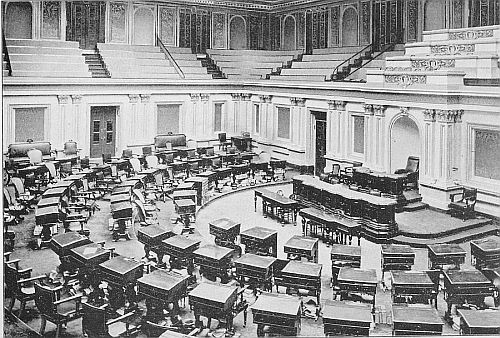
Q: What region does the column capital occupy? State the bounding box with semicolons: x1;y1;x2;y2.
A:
423;109;436;122
436;109;463;123
140;94;151;103
231;93;241;101
200;93;210;101
373;105;387;117
190;93;200;102
57;95;71;105
240;93;252;101
290;97;306;106
363;103;374;115
71;95;82;105
334;100;346;111
327;100;336;110
128;94;140;103
399;106;409;116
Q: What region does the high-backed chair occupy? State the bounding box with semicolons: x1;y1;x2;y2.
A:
122;149;133;159
27;148;43;165
218;133;232;151
146;155;159;169
82;303;138;337
3;186;26;222
143;146;153;157
10;177;37;209
62;140;80;164
395;156;419;190
34;283;84;338
5;262;47;317
129;157;142;174
102;153;112;164
187;139;198;149
449;187;477;220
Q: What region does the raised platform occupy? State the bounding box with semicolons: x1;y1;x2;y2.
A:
393;209;497;247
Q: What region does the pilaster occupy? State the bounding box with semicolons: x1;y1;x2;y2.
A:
435;109;464;186
70;95;83;148
57;95;71;146
128;94;140;142
231;93;241;134
373;104;387;171
140;94;151;143
189;93;200;138
363;103;375;168
259;95;272;140
200;94;210;139
241;93;252;133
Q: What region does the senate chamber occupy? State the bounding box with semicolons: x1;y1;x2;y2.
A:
2;0;500;337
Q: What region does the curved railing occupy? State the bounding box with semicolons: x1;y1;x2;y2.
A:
156;36;185;79
330;43;373;81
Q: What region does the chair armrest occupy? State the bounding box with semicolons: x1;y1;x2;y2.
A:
106;311;135;325
18;275;47;285
54;294;83;305
188;328;200;336
5;259;20;268
17;267;33;275
449;192;463;202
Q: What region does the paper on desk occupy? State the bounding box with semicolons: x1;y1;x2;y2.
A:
83;247;98;255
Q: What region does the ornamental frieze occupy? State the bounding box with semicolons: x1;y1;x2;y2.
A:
411;59;456;71
384;74;427;88
449;29;493;40
430;44;475;55
436;109;464;123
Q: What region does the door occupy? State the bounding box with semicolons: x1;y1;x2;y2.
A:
305;11;313;54
314;112;327;176
90;106;117;158
66;1;106;49
372;0;404;51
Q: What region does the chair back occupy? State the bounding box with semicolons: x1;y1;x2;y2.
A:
102;153;112;164
164;153;174;164
332;164;341;176
27;148;43;165
142;146;152;157
276;189;284;196
146;155;159;168
405;156;420;173
4;187;15;206
189;162;199;172
186;149;196;159
133;189;146;204
10;177;26;195
60;162;72;176
464;187;477;205
241;131;250;138
4;264;21;294
165;142;173;151
63;141;78;156
154;173;164;186
34;283;57;319
218;133;227;143
212;157;222;168
129;158;141;173
227;146;236;154
259;151;271;163
122;149;133;159
324;162;333;174
45;162;57;179
186;139;197;149
81;157;90;169
205;147;215;156
82;303;108;336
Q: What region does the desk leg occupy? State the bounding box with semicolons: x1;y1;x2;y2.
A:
302;218;307;236
262;200;267;217
254;194;257;212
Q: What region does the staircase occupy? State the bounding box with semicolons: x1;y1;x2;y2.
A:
3;52;11;77
402;190;428;212
198;54;225;79
82;49;110;78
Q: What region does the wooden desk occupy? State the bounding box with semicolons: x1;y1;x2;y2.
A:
331;244;361;285
322;301;372;336
458;309;500;335
234;253;276;290
427;244;466;270
260;190;299;224
175;182;195;191
251;293;301;337
138;225;175;259
69;243;110;270
110;201;133;220
185;176;209;206
172;189;196;204
99;256;144;287
230;163;250;185
174;199;196;218
240;226;278;257
215;167;232;182
284;235;319;263
193;244;234;282
391;271;438;306
278;260;322;303
35;205;62;225
337;268;377;307
138;269;189;318
160;235;200;271
381;244;415;272
196;170;217;186
37;197;61;208
392;305;443;336
352;167;405;196
471;235;500;270
188;282;238;330
42;186;69;199
443;269;494;316
50;232;92;257
231;136;252;152
209;218;241;250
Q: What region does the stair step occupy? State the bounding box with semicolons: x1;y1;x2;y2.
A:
403;202;428;212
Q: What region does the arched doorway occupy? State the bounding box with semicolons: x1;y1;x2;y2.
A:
390;115;421;173
4;2;32;39
424;0;446;31
342;7;358;46
134;7;154;45
283;15;296;50
229;16;247;50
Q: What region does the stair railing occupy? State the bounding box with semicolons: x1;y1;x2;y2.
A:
330;43;373;81
2;31;12;76
157;36;184;79
347;42;395;80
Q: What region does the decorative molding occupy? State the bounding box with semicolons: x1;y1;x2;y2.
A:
385;74;427;88
411;59;456;71
241;93;252;101
190;93;201;101
128;94;140;103
374;105;387;117
363;104;374;115
423;109;436;122
399;106;409;116
436;109;464;123
449;29;493;40
259;95;272;103
71;95;82;105
334;100;346;111
290;97;306;107
57;95;71;105
140;94;151;103
200;93;210;101
327;100;336;110
231;93;241;101
430;44;475;55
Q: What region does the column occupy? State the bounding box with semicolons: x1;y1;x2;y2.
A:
200;94;210;140
128;94;140;143
336;101;347;159
327;101;335;155
264;95;274;141
296;98;307;149
435;109;463;186
373;105;387;172
57;95;71;146
363;104;374;168
231;93;241;134
70;95;83;144
259;95;267;140
189;94;200;138
241;93;252;132
140;94;151;143
289;98;299;145
422;109;436;181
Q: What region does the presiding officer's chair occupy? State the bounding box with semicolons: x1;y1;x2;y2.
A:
449;187;477;220
395;156;420;190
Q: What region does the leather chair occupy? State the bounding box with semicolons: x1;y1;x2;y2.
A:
82;303;138;337
395;156;419;190
5;261;47;317
218;133;232;151
61;140;80;164
449;187;477;220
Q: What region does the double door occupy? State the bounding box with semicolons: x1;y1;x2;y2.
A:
66;1;105;49
90;106;117;158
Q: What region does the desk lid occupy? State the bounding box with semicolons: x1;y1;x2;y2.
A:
391;271;435;285
471;236;500;252
330;244;361;257
444;269;492;285
381;244;415;255
322;300;372;322
138;225;173;238
284;236;319;251
458;309;500;328
172;190;197;197
51;232;91;249
70;243;109;260
176;182;195;189
112;186;131;195
174;199;196;207
235;253;276;269
188;282;237;303
99;256;143;274
427;243;466;256
162;235;201;250
299;208;336;223
240;227;277;240
209;218;240;231
37;197;61;207
282;260;322;277
138;269;188;291
392;305;443;325
337;267;377;284
251;293;301;315
194;244;234;261
43;186;68;195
